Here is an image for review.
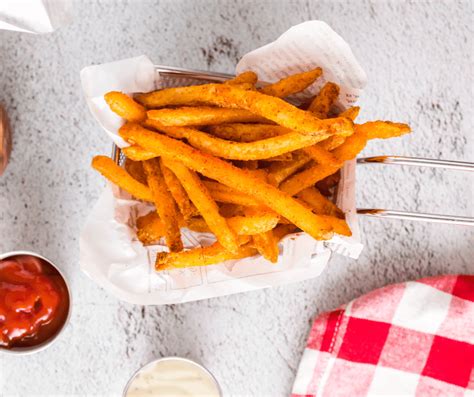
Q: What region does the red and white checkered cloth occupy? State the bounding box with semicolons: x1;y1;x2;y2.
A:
292;275;474;396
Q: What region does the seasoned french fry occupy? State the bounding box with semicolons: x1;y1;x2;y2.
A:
104;91;146;122
123;145;158;161
208;123;285;142
120;123;336;240
204;180;260;206
160;160;198;220
163;158;240;254
225;71;258;86
149;123;326;161
138;84;354;137
303;145;341;166
155;242;258;270
280;130;368;196
92;155;153;201
267;156;312;186
339;106;360;121
316;171;341;196
319;215;351;236
357;121;411;139
124;158;147;185
143;159;183;252
187;213;279;235
251;230;279;263
297;187;344;218
273;224;298;240
260;67;322;98
146;107;268;127
318;135;346;151
136;211;184;245
307;82;340;118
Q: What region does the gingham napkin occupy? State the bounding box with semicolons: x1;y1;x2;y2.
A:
292;275;474;396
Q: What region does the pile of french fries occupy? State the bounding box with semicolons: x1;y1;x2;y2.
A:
91;68;410;271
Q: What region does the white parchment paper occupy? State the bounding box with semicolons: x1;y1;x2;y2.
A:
80;21;366;305
0;0;72;34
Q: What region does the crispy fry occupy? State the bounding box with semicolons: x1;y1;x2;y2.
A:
204;180;260;206
273;224;298;240
303;145;340;166
208;123;285;142
260;67;322;98
155;242;258;270
120;123;336;240
143;159;183;252
92;155;153;201
307;82;340;118
319;215;351;236
124;158;147;185
316;171;341;196
146;107;268;127
251;230;279;263
280;130;368;195
357;121;411;139
160;160;198;220
163;158;240;254
267;156;312;186
122;145;158;161
138;84;353;137
149;123;326;160
318;135;346;151
187;213;279;235
338;106;360;121
104;91;146;122
225;71;258;86
297;187;344;218
136;211;185;245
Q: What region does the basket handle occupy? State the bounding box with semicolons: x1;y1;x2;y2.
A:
356;156;474;226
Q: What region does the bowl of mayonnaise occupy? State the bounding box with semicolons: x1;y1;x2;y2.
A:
123;356;222;397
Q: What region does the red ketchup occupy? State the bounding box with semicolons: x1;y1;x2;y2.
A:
0;255;70;349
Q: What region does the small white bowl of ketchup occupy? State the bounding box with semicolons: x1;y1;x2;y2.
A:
0;251;71;354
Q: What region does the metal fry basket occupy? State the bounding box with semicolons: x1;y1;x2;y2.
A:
113;65;474;227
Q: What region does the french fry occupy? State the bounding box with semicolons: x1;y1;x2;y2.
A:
208;123;285;142
203;180;260;206
104;91;147;122
318;215;351;236
160;160;198;220
146;107;268;127
124;158;147;185
138;84;354;137
163;158;240;254
155;242;258;270
251;230;279;263
307;82;340;118
120;123;336;240
280;130;368;196
339;106;360;121
136;211;185;245
260;67;322;98
267;156;312;186
123;145;158;161
318;135;346;151
92;155;153;201
187;213;279;235
225;71;258;86
148;123;326;160
297;187;344;218
142;159;183;252
303;145;341;166
316;171;341;196
357;121;411;140
273;224;298;240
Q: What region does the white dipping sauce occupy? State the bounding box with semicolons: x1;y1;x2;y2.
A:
125;358;221;397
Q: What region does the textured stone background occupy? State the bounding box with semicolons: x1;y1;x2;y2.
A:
0;1;472;396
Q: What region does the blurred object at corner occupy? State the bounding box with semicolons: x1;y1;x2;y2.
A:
0;0;72;34
0;105;12;176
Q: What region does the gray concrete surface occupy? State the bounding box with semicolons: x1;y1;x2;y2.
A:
0;1;472;396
